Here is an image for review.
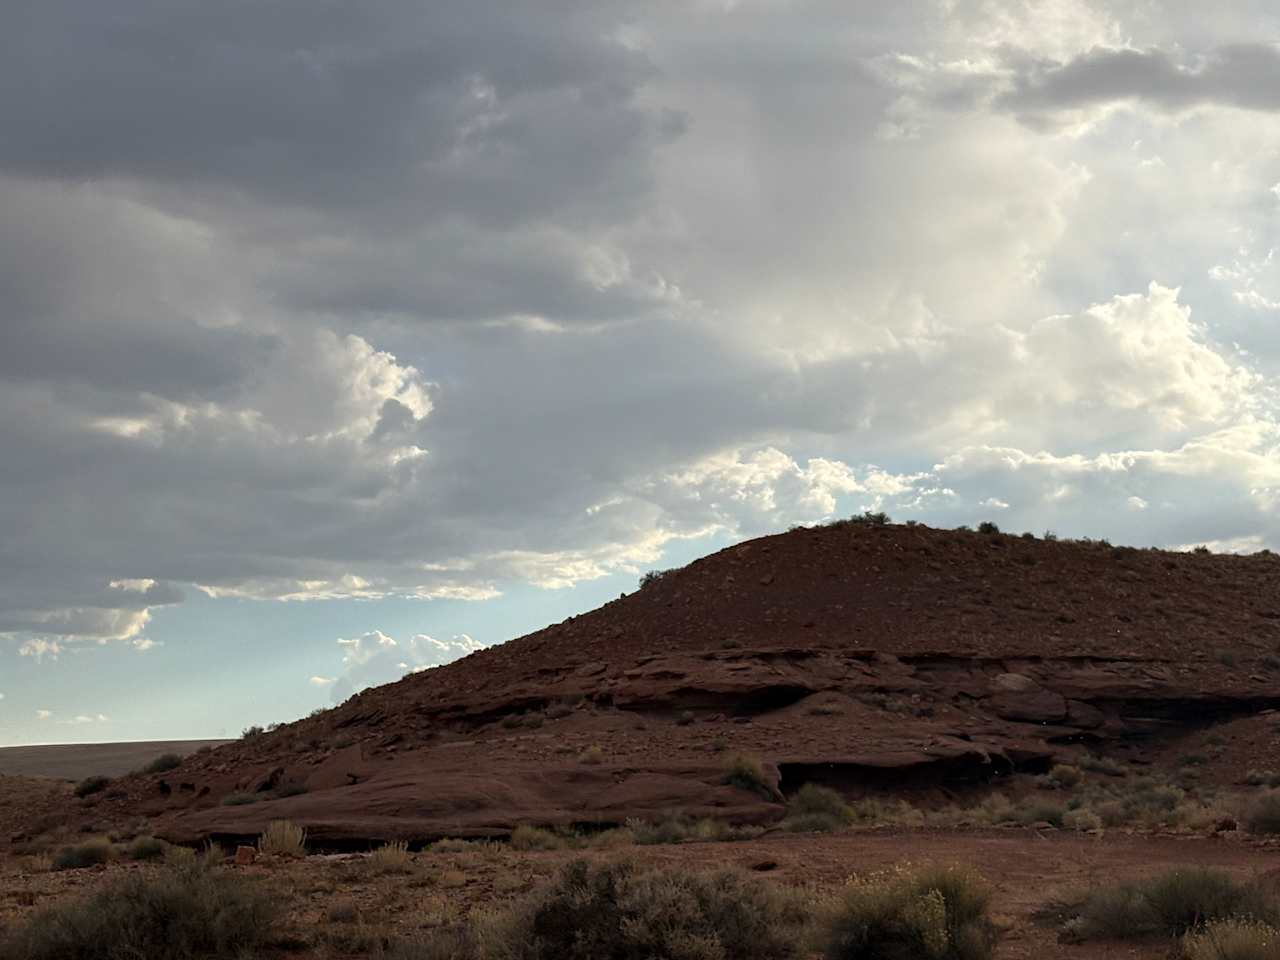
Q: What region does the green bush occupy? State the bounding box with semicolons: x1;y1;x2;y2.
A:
1246;792;1280;835
821;864;996;960
73;776;110;799
782;784;854;833
977;521;1000;535
474;858;807;960
52;839;113;871
1061;867;1274;941
1;862;278;960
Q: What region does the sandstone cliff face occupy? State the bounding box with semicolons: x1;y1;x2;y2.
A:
52;522;1280;846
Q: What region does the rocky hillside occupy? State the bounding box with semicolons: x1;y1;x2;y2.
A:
31;520;1280;846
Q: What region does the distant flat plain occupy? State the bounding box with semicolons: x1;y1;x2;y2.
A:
0;740;231;780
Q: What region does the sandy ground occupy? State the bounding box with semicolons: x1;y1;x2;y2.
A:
3;827;1279;959
0;740;231;780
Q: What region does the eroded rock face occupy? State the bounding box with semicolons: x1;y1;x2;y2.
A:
72;522;1280;845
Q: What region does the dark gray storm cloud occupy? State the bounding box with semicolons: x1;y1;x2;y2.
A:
5;0;1280;655
0;0;678;226
1000;43;1280;116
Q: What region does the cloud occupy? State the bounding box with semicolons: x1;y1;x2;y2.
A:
998;44;1280;122
19;639;62;661
5;0;1280;665
329;631;485;702
35;710;51;720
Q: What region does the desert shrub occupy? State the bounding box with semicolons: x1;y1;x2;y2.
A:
723;754;778;800
639;569;675;588
626;814;761;846
509;825;567;852
257;820;306;858
273;780;308;798
585;827;636;849
676;710;695;726
578;744;604;765
501;714;523;730
137;753;183;775
369;840;413;874
1078;754;1126;777
386;927;480;960
327;900;360;924
240;725;264;739
1062;809;1103;833
820;864;995;960
852;511;891;525
127;836;167;861
1184;919;1280;960
545;702;573;720
1247;792;1280;835
73;776;110;799
1246;770;1280;787
1182;754;1211;767
782;784;854;834
165;845;197;867
475;858;807;960
220;792;257;806
1012;802;1065;828
0;862;277;960
1042;764;1083;790
809;703;842;716
1062;868;1273;941
428;838;476;854
977;521;1000;535
52;839;113;871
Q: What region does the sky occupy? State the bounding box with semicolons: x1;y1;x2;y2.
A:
3;1;1280;745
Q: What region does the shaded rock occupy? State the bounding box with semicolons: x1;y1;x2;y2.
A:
1064;700;1105;729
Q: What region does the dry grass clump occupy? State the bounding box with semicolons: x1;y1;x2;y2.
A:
578;744;604;764
1055;867;1274;942
368;840;413;874
781;784;854;834
1183;919;1280;960
428;838;478;854
257;820;306;858
0;862;278;960
819;864;996;960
